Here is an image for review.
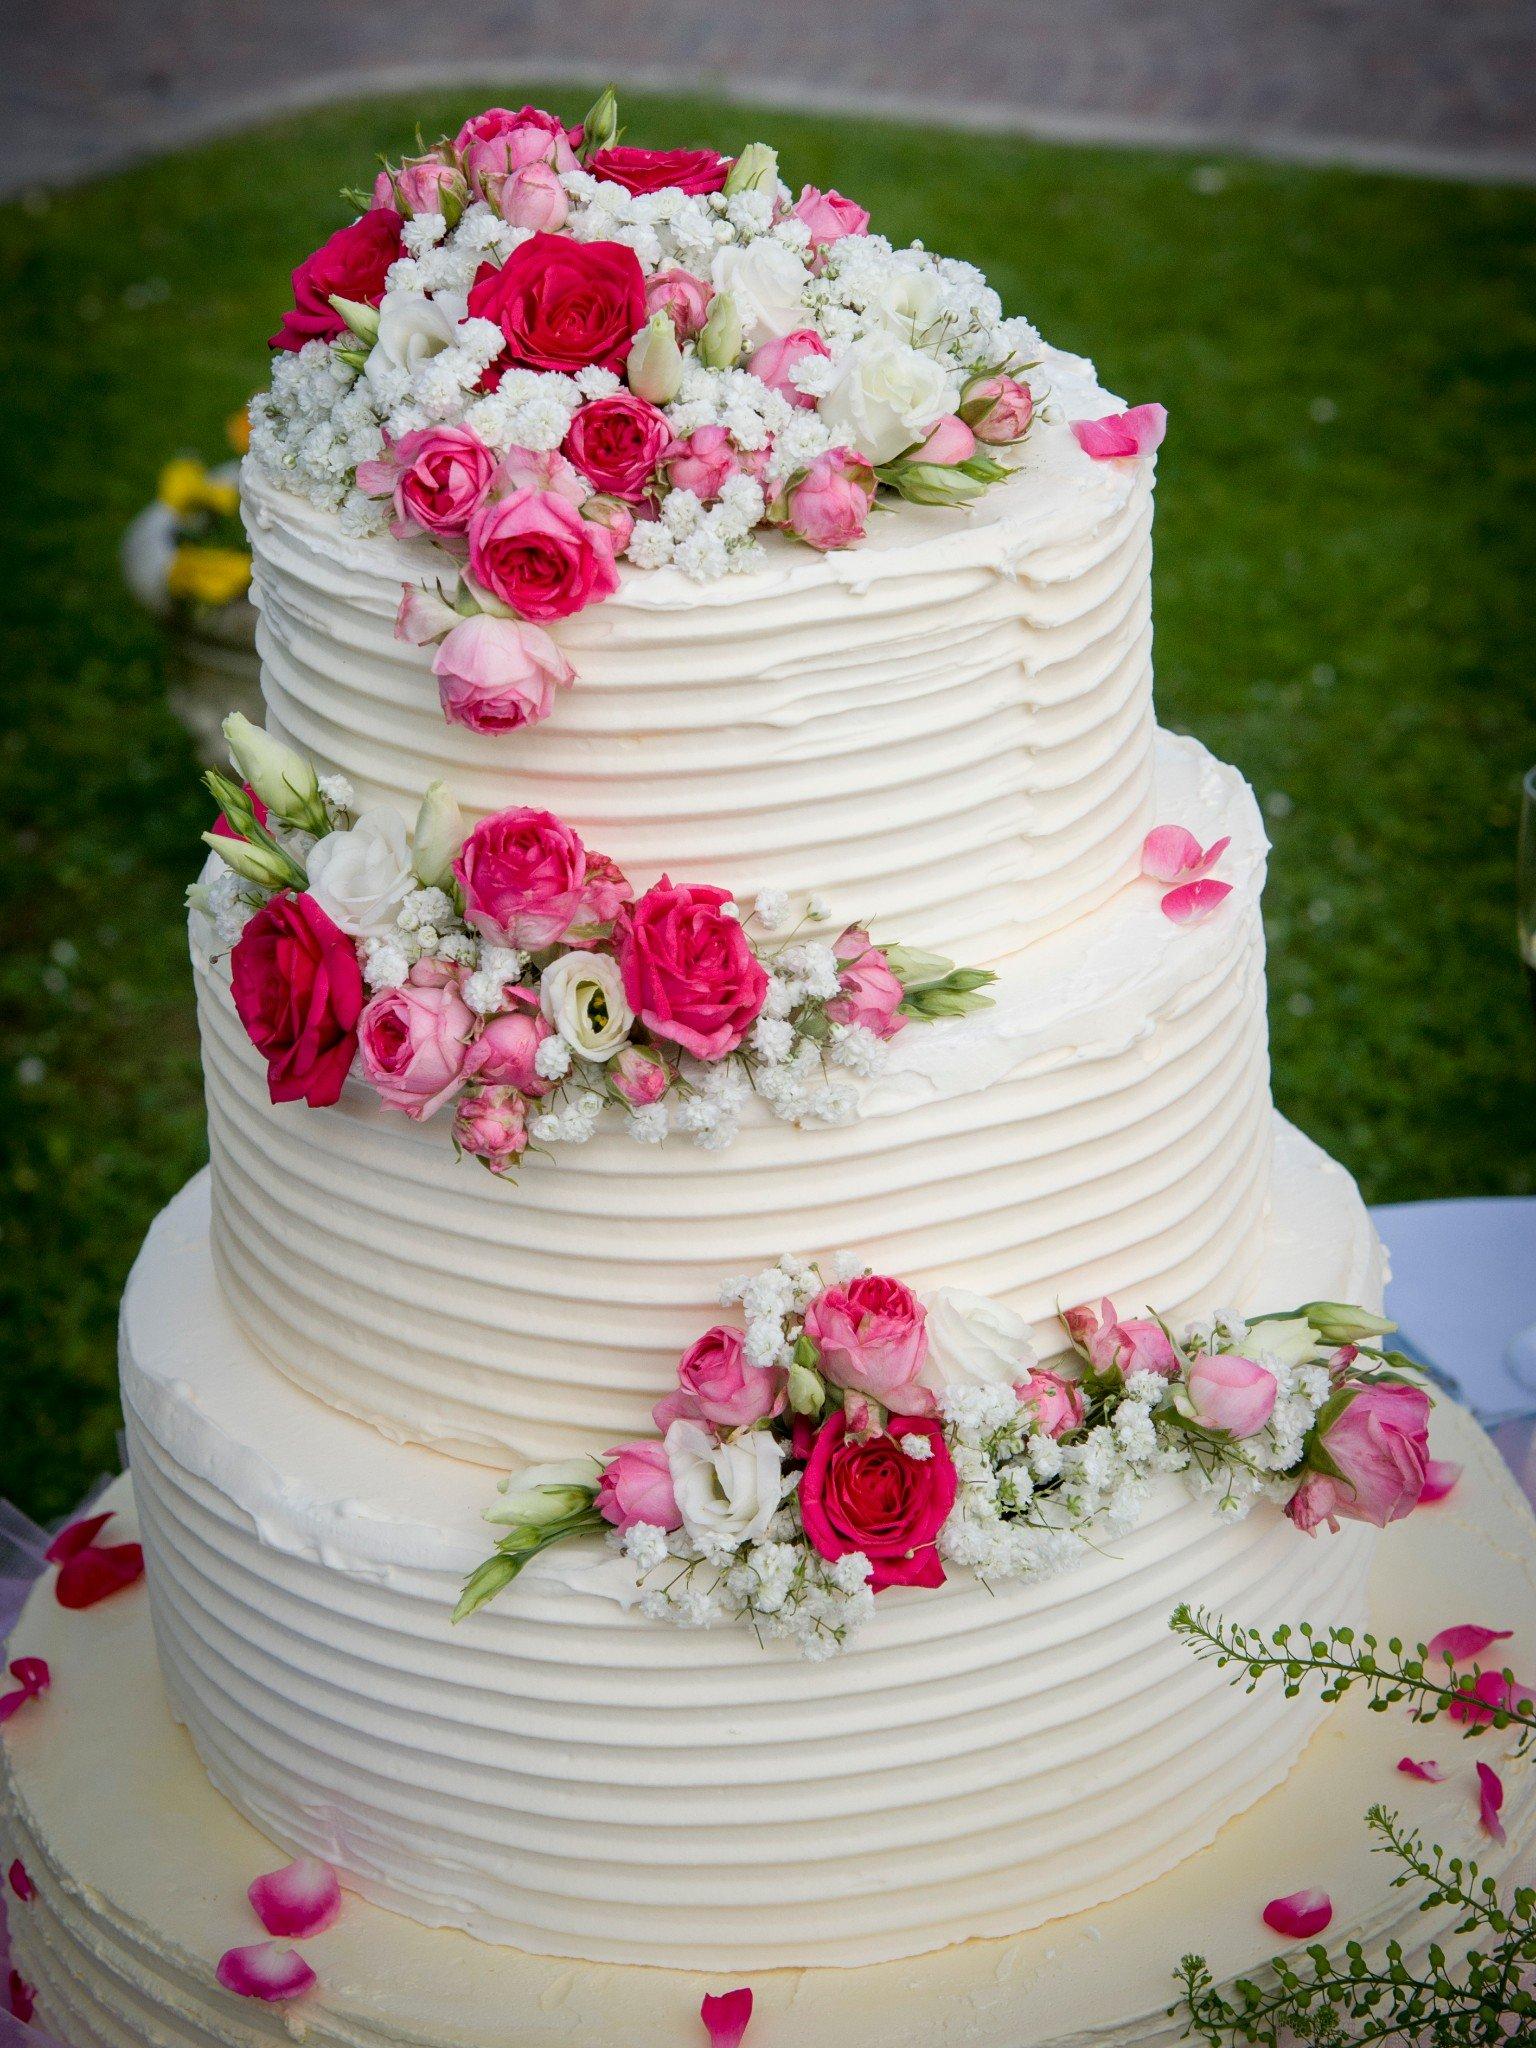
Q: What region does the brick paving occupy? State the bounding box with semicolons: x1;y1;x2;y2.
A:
8;0;1536;195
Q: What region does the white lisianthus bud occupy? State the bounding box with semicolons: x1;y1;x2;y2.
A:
484;1460;596;1530
539;950;633;1062
626;311;684;404
884;461;989;507
327;295;381;345
1299;1302;1396;1346
201;830;301;891
787;1360;826;1416
412;779;465;887
723;142;779;196
579;85;621;160
697;290;744;369
222;714;327;833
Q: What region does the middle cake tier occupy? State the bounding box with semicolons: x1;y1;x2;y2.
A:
197;730;1271;1466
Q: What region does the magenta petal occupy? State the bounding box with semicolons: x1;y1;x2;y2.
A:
1448;1667;1536;1727
249;1856;342;1938
1071;403;1168;460
54;1540;144;1610
1160;878;1233;925
7;1858;34;1901
0;1656;50;1724
1397;1757;1447;1782
216;1941;318;2002
1141;824;1205;883
1262;1888;1333;1940
1419;1459;1462;1504
7;1970;36;2024
1427;1624;1515;1664
701;1987;754;2048
1477;1761;1507;1845
44;1512;114;1564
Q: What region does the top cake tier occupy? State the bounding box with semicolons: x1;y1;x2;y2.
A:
245;347;1155;967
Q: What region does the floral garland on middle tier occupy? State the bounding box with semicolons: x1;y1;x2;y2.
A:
190;715;994;1171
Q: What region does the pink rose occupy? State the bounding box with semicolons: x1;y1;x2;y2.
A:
495;161;569;232
358;965;479;1121
613;1044;668;1106
580;495;635;552
455;105;581;192
616;878;769;1061
789;185;870;254
778;446;876;552
394;583;461;645
799;1413;956;1591
454;806;589;948
467;488;620;624
596;1442;682;1531
474;987;556;1096
663;425;740;502
653;1326;786;1432
1286;1381;1432;1535
803;1274;930;1416
270;208;402;352
1018;1367;1085;1439
453;1086;528;1176
913;414;976;466
1063;1297;1180;1379
375;158;469;219
563;393;671;501
645;267;714;341
432;615;574;735
590;147;731;196
493;444;590;507
747;329;829;409
825;925;907;1040
964;373;1034;445
1187;1352;1278;1439
356;424;497;540
577;849;635;929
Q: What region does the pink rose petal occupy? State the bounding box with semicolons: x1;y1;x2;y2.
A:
54;1538;144;1609
1262;1888;1333;1940
1396;1757;1447;1782
1428;1624;1515;1664
1141;825;1231;885
1071;402;1168;460
1477;1760;1507;1845
701;1987;754;2048
7;1971;35;2024
1160;878;1233;925
215;1941;318;2003
44;1512;114;1563
0;1656;51;1723
248;1856;342;1939
1448;1668;1536;1728
7;1858;34;1901
1419;1459;1462;1504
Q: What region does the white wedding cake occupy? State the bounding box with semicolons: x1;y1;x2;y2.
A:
2;91;1494;2048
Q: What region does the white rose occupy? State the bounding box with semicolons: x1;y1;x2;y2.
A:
816;334;958;464
304;807;415;937
365;292;457;391
665;1421;784;1556
920;1287;1038;1396
863;261;947;344
711;240;811;349
539;950;633;1063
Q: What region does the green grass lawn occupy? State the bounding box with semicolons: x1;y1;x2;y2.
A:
1;88;1533;1521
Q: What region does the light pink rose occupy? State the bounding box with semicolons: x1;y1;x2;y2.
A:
663;425;740;502
394;582;461;645
653;1326;786;1432
356;424;498;540
453;1086;528;1175
746;328;829;409
453;807;589;948
1186;1352;1277;1438
803;1274;931;1417
358;966;479;1121
580;494;635;552
467;487;620;623
1063;1297;1180;1379
779;446;876;552
494;161;569;231
613;1044;668;1105
455;105;581;194
432;615;574;735
492;444;590;507
1018;1367;1085;1439
645;267;714;341
374;157;469;219
1286;1381;1432;1534
595;1441;682;1532
790;185;870;254
913;414;976;466
825;925;907;1040
474;987;556;1096
965;373;1034;445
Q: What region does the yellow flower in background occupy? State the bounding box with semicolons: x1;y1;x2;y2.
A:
157;456;240;519
226;405;253;456
167;544;252;608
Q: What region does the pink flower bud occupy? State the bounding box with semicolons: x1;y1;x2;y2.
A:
653;1325;786;1432
1285;1380;1432;1534
1018;1367;1085;1439
1186;1352;1277;1438
664;424;741;503
747;328;829;409
395;582;462;646
790;185;870;254
614;1044;668;1106
595;1441;681;1532
825;925;906;1040
494;161;568;231
779;446;876;553
1063;1297;1179;1378
965;373;1034;444
432;615;575;736
912;414;976;466
395;159;469;219
582;494;636;552
474;989;555;1096
644;267;714;341
453;1086;529;1176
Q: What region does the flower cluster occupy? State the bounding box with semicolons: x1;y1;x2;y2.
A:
190;716;994;1176
247;87;1082;735
458;1274;1430;1658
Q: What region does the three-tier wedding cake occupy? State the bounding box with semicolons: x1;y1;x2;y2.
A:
1;89;1497;2048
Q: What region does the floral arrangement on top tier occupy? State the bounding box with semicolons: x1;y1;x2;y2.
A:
458;1271;1445;1658
191;716;993;1171
250;87;1162;738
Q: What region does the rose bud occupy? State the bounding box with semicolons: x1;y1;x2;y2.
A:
663;425;741;503
777;446;876;552
645;267;713;341
395;581;461;646
961;372;1034;444
653;1325;786;1432
475;988;557;1096
495;160;568;231
581;494;636;553
746;328;829;410
626;310;685;405
1018;1368;1085;1439
912;414;976;466
790;184;870;254
614;1044;668;1106
396;159;469;224
1185;1352;1277;1439
432;615;575;736
453;1086;528;1177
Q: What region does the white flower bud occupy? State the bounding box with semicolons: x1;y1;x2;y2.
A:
200;830;299;891
697;290;744;369
222;714;326;833
412;779;464;888
723;143;779;197
626;310;684;405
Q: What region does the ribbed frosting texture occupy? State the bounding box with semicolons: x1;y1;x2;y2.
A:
243;350;1156;967
117;1167;1382;1972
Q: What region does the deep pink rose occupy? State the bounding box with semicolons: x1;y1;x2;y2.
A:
596;1441;682;1531
358;965;479;1121
230;892;365;1108
779;446;875;552
613;1044;668;1105
747;329;829;409
804;1274;930;1415
653;1326;786;1432
1019;1368;1085;1440
453;1086;528;1175
590;146;731;196
645;267;714;341
270;207;403;352
825;925;907;1040
913;414;976;466
432;615;574;735
356;424;497;539
965;372;1034;445
799;1413;957;1591
1063;1297;1180;1379
1187;1352;1278;1439
616;878;768;1060
1286;1381;1432;1534
455;105;581;192
564;393;671;501
467;488;620;623
790;185;870;253
474;987;556;1096
454;806;589;948
663;425;741;503
495;161;569;231
467;234;647;377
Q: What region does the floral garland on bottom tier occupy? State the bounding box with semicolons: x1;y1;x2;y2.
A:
458;1269;1442;1657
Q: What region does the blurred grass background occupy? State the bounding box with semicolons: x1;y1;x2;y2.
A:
1;88;1534;1520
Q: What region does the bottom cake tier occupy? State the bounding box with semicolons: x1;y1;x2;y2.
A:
2;1398;1532;2048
